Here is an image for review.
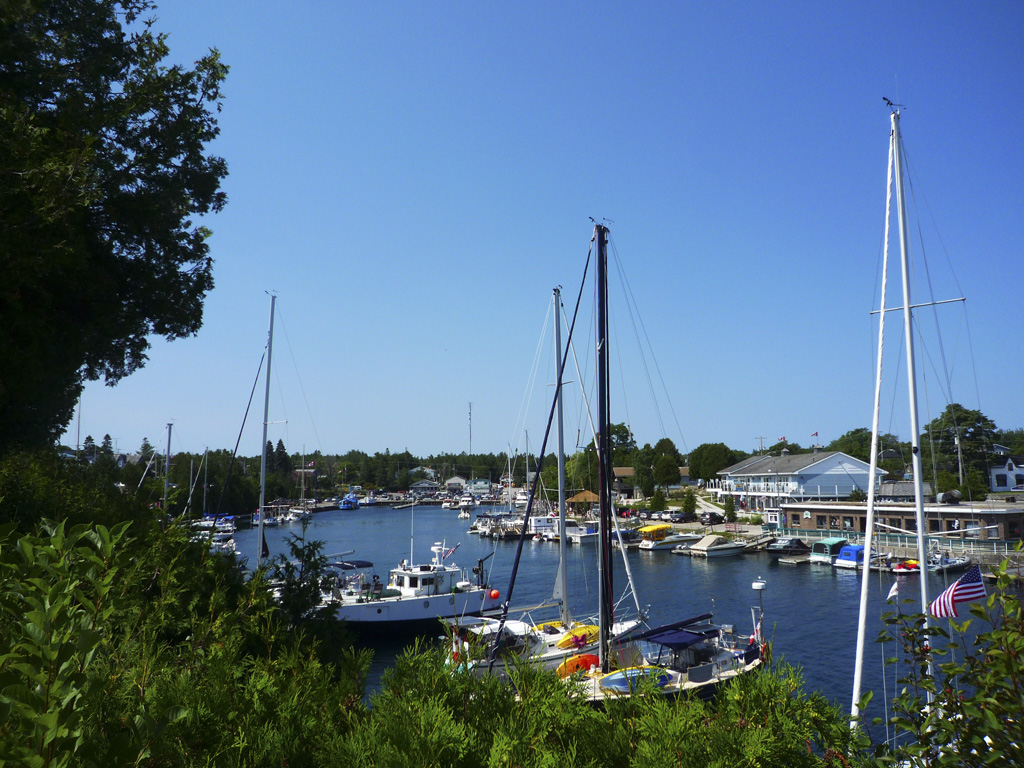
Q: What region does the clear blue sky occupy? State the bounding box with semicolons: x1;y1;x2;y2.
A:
71;1;1023;461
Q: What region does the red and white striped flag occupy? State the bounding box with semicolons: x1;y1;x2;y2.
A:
929;565;986;618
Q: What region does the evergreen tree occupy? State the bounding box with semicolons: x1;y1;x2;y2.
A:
0;0;228;450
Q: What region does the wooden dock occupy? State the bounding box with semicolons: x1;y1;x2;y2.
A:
778;555;811;565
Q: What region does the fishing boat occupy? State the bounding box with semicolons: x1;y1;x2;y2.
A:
328;541;502;628
339;492;360;510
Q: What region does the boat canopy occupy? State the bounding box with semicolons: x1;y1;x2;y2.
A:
812;537;848;551
329;560;374;570
638;524;671;534
636;613;716;648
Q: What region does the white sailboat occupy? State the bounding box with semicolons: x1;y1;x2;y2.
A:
563;225;764;703
850;106;965;726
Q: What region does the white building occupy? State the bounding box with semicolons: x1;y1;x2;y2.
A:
709;448;885;528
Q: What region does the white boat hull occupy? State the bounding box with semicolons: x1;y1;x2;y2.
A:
332;588;501;625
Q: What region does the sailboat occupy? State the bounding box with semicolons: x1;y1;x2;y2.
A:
850;106;964;727
568;224;765;703
451;287;642;673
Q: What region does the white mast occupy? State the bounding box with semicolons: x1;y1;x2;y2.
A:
851;108;932;725
553;287;570;626
851;113;896;725
892;110;932;636
257;294;276;566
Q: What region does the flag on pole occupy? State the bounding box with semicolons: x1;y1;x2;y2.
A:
929;565;986;618
442;542;460;560
778;436;786;442
886;581;899;601
811;431;819;437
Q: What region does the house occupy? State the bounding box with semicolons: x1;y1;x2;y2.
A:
411;466;438;480
410;478;440;494
709;448;885;528
990;456;1024;491
444;475;467;493
467;478;492;497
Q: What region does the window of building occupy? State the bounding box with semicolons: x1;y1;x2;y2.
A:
843;516;854;530
905;518;917;532
816;515;827;529
791;513;801;527
1015;474;1024;486
929;519;940;533
1009;520;1021;538
995;474;1008;487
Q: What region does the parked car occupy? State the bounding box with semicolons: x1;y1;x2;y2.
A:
670;511;698;523
701;511;725;526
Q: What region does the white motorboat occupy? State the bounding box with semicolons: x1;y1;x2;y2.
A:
688;534;746;558
327;541;502;627
637;523;702;551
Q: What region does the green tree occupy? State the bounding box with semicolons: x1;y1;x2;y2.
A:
724;494;736;522
653;453;680;489
0;0;228;452
922;403;997;481
688;443;743;483
682;488;697;516
633;444;656;498
649;488;667;512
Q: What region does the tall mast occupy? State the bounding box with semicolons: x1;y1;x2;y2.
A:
163;422;173;512
595;224;613;672
851;113;897;725
892;110;931;641
257;294;276;567
553;287;570;626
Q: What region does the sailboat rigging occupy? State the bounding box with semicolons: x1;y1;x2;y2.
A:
850;106;967;726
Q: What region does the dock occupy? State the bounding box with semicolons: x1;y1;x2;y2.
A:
778;555;811;565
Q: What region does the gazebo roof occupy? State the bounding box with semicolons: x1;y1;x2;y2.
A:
567;490;599;503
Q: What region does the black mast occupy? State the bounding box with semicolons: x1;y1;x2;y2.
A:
595;224;613;673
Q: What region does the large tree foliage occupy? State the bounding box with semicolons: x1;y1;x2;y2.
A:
921;403;997;480
688;442;745;483
0;0;228;451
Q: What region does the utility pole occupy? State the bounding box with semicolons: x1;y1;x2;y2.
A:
755;436;767;454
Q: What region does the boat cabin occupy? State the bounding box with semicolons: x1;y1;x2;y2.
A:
809;537;849;565
834;544;866;569
638;523;672;543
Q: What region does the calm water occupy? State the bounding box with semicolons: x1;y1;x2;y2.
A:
233;504;970;727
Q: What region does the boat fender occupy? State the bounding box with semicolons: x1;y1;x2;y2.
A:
489;589;499;599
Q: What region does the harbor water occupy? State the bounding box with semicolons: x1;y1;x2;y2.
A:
232;504;976;730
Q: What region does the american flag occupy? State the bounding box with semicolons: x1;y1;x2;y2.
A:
929;565;986;618
442;543;460;560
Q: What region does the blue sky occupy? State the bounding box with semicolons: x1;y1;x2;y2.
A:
71;2;1023;460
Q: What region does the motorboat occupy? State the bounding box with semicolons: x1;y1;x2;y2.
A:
926;551;972;573
688;534;746;558
809;537;848;565
637;523;702;551
458;492;478;511
765;537;811;558
339;492;360;510
834;544;866;569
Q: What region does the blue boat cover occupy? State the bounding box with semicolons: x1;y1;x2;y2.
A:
637;613;717;648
